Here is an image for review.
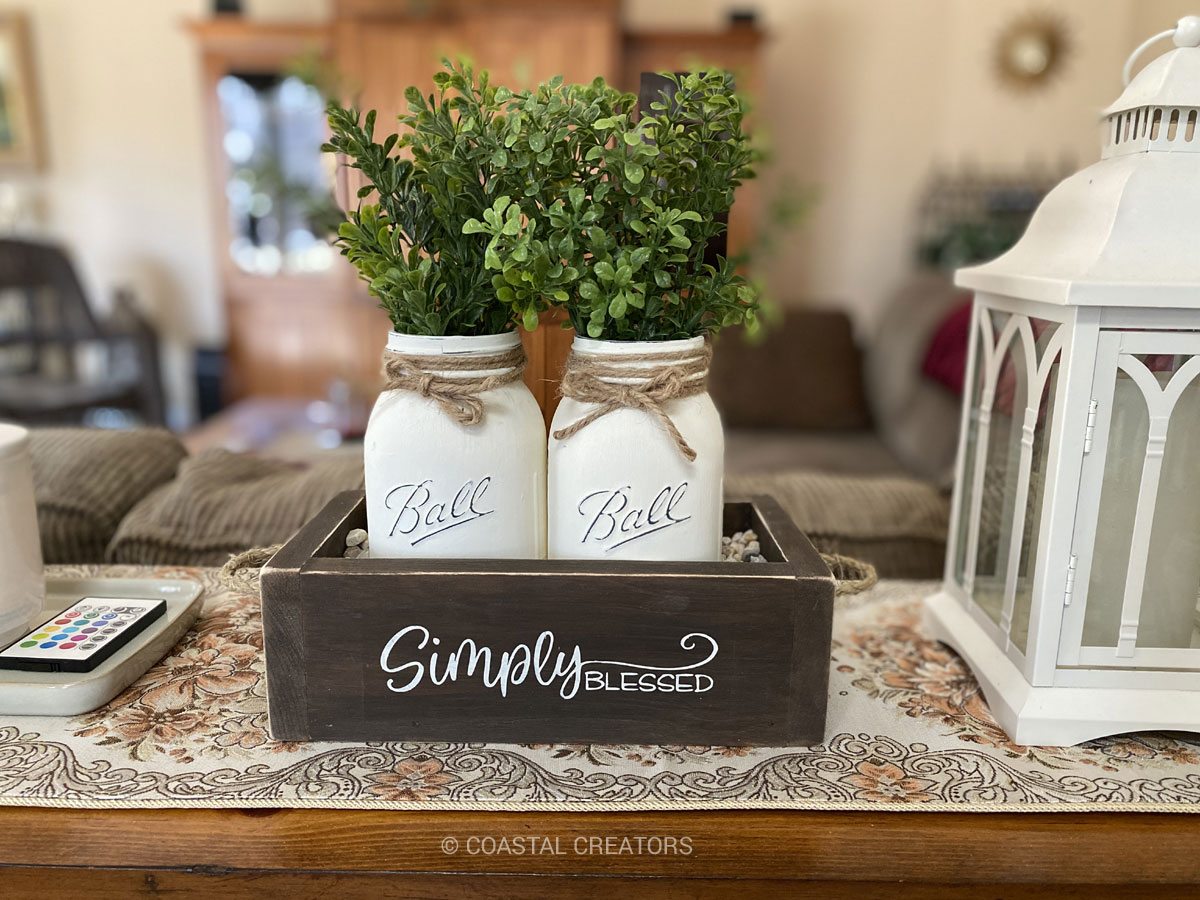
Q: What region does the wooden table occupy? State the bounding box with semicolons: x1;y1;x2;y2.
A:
2;805;1199;897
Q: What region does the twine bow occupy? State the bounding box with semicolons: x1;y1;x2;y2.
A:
552;341;712;462
382;344;527;426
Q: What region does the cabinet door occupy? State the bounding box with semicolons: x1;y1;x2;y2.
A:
1059;330;1200;670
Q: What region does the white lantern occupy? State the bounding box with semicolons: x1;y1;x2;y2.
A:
924;17;1200;745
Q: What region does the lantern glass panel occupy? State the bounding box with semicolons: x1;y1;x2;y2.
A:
973;313;1033;625
953;320;988;588
955;308;1063;645
1084;350;1200;653
1008;346;1061;654
1140;367;1200;648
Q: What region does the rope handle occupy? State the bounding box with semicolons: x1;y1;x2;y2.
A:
1124;16;1200;87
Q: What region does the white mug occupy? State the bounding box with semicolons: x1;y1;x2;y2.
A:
0;424;43;645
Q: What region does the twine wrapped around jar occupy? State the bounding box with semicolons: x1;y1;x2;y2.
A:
552;339;713;461
381;344;527;426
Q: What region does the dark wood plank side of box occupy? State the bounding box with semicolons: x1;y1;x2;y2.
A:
263;493;834;746
262;492;366;741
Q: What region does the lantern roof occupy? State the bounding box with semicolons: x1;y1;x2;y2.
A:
957;17;1200;307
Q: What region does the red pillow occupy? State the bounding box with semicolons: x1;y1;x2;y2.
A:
921;297;973;395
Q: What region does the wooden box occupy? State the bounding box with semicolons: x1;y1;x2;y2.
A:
261;493;834;746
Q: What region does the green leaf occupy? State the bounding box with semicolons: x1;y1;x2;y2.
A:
491;148;509;167
523;306;540;331
624;162;644;184
462;218;486;234
594;260;616;282
578;280;601;301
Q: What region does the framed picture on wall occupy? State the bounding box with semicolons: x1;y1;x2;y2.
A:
0;13;41;171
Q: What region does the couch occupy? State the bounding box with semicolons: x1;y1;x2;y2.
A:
27;284;961;579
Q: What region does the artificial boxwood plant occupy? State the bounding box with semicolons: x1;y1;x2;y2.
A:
466;70;760;340
323;61;541;336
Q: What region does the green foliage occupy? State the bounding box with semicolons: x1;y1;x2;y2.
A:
467;70;760;341
323;61;527;336
325;63;760;340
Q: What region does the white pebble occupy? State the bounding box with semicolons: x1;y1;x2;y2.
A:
744;540;760;556
346;528;368;547
344;546;364;559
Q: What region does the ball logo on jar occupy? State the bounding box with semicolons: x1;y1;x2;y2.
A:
384;477;494;546
576;482;691;552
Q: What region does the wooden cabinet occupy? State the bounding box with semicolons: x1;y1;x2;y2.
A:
190;7;761;424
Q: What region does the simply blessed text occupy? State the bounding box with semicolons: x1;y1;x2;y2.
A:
379;626;718;699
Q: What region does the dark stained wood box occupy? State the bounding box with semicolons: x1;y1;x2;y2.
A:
261;492;834;746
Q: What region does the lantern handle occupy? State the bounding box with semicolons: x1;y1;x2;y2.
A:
1123;16;1200;86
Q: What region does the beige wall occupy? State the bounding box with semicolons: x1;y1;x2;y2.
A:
628;0;1155;332
5;0;1180;423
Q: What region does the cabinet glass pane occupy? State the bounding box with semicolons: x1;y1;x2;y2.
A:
218;73;337;276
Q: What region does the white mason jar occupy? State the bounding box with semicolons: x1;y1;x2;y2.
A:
0;424;44;646
364;331;546;559
548;336;723;561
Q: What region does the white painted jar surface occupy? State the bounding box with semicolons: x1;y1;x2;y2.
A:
0;424;44;645
364;331;546;559
548;336;723;561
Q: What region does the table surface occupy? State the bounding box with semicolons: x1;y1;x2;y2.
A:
5;569;1200;897
3;805;1200;898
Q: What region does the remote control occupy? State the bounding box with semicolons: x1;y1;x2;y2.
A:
0;598;166;673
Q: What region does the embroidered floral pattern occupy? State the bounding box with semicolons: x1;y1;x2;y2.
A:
0;568;1198;810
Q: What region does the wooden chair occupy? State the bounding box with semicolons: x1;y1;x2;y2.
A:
0;239;165;426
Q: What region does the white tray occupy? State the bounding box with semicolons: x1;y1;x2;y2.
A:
0;576;203;716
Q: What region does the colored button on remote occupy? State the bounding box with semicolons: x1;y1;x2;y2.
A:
39;642;55;648
101;613;118;620
19;641;35;648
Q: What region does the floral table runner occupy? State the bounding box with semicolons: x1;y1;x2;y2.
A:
1;565;1199;811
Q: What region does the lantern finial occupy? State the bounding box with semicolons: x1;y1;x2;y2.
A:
1173;15;1200;48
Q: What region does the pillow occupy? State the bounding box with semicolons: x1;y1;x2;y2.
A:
107;449;364;566
726;469;950;579
30;428;187;563
709;310;872;430
864;271;969;485
921;298;972;395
